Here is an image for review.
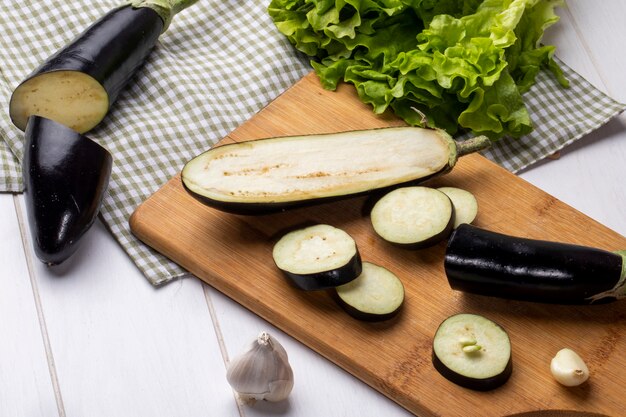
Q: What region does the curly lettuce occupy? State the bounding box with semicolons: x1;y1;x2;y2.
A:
268;0;568;139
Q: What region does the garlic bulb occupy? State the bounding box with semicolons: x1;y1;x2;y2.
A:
550;348;589;387
226;331;294;403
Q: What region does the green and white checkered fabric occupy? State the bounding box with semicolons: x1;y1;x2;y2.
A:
0;1;624;285
480;62;626;172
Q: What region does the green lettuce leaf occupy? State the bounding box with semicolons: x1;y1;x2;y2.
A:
268;0;567;139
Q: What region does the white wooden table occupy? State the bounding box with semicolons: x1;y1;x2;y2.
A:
2;1;625;416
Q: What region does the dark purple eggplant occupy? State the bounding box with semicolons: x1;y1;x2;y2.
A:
23;116;112;266
12;0;197;266
9;0;198;133
182;127;491;215
444;224;626;304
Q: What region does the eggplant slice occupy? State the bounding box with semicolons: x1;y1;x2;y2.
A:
445;224;626;304
370;186;454;248
432;313;513;391
9;4;164;133
436;187;478;228
272;224;362;291
182;127;490;214
23;116;112;266
334;262;405;321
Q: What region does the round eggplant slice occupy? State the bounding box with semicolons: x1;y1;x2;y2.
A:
23;116;113;266
370;186;454;248
432;313;512;391
436;187;478;228
272;224;362;291
334;262;404;321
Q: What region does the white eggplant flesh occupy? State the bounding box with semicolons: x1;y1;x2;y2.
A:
10;71;109;133
272;224;361;291
334;262;405;321
182;127;490;214
437;187;478;228
432;313;512;391
370;186;454;248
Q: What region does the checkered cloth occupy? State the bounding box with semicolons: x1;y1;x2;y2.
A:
1;1;624;285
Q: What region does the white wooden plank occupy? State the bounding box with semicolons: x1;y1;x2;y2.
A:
209;288;414;417
541;2;606;90
16;195;240;417
0;194;58;416
565;0;626;102
519;1;626;239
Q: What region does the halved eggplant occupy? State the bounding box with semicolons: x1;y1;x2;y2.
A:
272;224;362;291
9;0;198;133
444;224;626;304
432;313;513;391
436;187;478;228
370;186;454;248
182;127;490;215
334;262;405;321
23;116;112;266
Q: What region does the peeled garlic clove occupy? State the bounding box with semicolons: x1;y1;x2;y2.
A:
226;331;294;403
550;348;589;387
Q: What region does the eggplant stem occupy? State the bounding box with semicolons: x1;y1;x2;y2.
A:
130;0;199;31
456;135;491;157
586;250;626;303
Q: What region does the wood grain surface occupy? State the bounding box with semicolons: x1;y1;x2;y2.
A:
130;73;626;417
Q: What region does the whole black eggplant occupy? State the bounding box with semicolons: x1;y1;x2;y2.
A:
444;224;626;304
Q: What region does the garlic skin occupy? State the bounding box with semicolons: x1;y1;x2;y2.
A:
226;332;294;403
550;348;589;387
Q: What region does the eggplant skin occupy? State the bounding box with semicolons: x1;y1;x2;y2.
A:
279;252;363;291
432;350;512;391
333;294;403;322
182;165;448;216
444;224;624;304
332;262;405;321
23;116;113;266
9;5;163;132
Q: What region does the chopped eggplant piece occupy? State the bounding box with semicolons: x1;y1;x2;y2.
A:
11;1;198;268
23;116;112;266
444;224;626;304
370;186;454;248
432;313;512;391
272;224;362;291
436;187;478;228
334;262;404;321
182;127;490;214
9;4;163;133
9;0;199;133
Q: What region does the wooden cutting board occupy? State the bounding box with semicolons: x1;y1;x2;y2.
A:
130;73;626;417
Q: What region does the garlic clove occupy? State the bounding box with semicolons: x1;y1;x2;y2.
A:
226;331;294;404
550;348;589;387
